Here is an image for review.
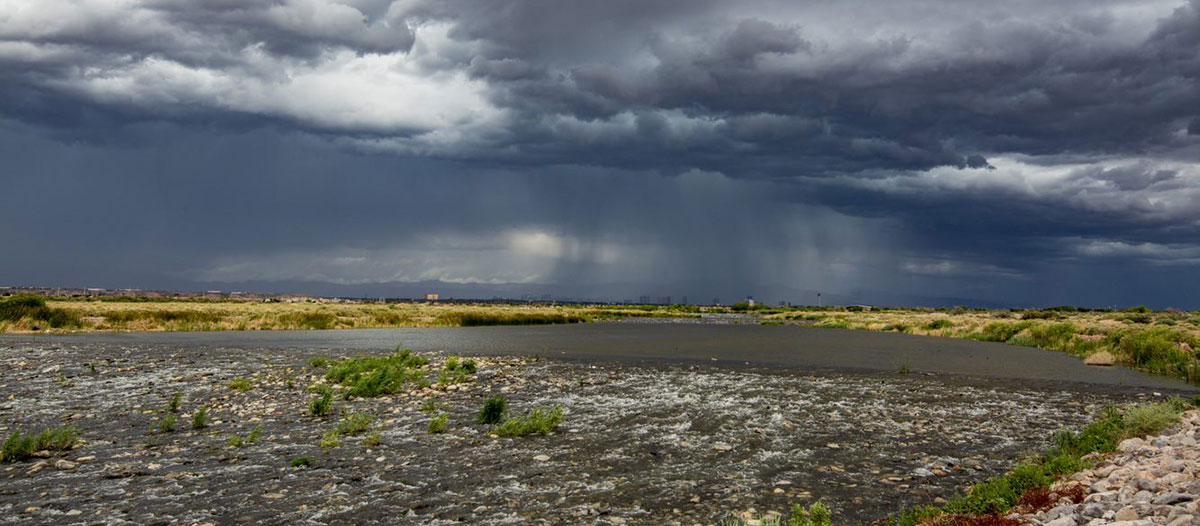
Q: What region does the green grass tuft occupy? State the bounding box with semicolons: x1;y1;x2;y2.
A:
228;377;253;391
428;412;449;434
477;395;508;425
325;349;429;398
192;406;210;429
309;385;334;416
493;405;562;437
1;426;80;462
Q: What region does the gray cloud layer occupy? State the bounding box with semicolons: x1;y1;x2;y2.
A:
2;0;1198;306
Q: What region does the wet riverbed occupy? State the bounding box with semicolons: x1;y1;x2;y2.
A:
0;336;1188;526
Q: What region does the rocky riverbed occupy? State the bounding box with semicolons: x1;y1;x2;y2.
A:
0;341;1178;525
1018;411;1200;526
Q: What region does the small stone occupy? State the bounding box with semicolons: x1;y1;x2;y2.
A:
1115;507;1140;521
474;506;488;513
1119;438;1145;452
532;454;551;462
712;443;733;452
1046;515;1076;526
24;506;39;514
1153;493;1195;505
1085;351;1116;366
53;459;77;470
1167;515;1194;526
65;510;82;516
76;456;96;462
262;493;285;499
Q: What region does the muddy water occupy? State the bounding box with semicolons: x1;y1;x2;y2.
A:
0;329;1193;525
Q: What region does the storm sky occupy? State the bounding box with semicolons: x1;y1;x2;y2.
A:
2;0;1199;307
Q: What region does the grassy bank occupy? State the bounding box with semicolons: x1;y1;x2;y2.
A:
721;398;1199;526
3;295;1197;384
889;397;1200;526
765;307;1200;385
0;296;605;332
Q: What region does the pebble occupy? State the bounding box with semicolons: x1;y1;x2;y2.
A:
533;454;551;462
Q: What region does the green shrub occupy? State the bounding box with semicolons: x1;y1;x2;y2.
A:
1121;400;1186;437
1026;322;1077;350
290;457;312;467
307;357;329;368
922;318;954;330
228;377;253;391
0;426;79;462
309;385;334;416
192;406;210;429
159;413;178;433
363;431;382;447
974;321;1033;342
318;430;341;448
477;395;508;425
788;502;832;526
326;349;429;398
335;412;374;436
1006;333;1040;347
882;323;911;333
494;406;562;437
0;295;79;328
1111;328;1196;377
167;393;183;413
229;425;263;448
428;413;449;434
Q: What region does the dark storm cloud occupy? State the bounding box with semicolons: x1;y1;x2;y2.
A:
1;0;1199;306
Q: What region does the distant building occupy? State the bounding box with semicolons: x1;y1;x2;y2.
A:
425;293;440;301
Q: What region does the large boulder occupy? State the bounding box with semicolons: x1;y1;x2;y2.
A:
1085;351;1116;366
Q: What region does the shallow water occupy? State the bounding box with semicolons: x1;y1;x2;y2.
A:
0;339;1185;525
4;323;1193;390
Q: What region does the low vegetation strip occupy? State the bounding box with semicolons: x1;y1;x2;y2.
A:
769;308;1200;385
1;426;79;463
891;398;1200;526
437;312;587;326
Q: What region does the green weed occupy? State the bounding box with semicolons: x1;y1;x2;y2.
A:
192;406;210;429
325;349;429;399
493;406;562;437
0;426;79;462
428;413;449;434
477;395;508;425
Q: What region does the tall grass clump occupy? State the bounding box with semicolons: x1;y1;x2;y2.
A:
325;349;429;398
789;502;832;526
922;318;954;330
439;312;587;327
428;413;449;434
1109;328;1197;379
192;406;210;429
309;385;334;416
335;412;374;436
973;321;1033;343
281;311;337;330
493;405;562;437
0;295;79;328
477;395;508;425
1;426;80;462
